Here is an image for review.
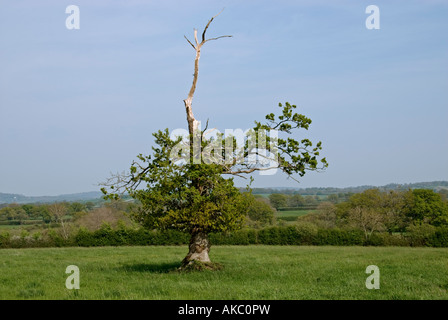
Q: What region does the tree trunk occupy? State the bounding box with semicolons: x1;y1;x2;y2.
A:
181;230;211;266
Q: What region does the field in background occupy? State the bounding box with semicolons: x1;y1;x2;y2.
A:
276;209;316;222
1;245;447;300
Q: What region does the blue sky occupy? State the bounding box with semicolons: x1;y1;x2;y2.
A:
0;0;447;196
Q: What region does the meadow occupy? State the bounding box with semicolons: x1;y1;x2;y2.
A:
1;245;447;300
276;209;315;222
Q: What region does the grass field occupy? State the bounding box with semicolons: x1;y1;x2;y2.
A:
276;209;316;221
1;245;447;300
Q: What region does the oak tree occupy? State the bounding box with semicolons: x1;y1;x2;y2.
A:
101;12;328;269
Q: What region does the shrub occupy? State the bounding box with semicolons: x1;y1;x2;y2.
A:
73;226;189;247
75;207;133;231
258;227;283;245
126;228;154;246
257;226;305;245
0;232;10;248
406;223;437;247
48;229;69;247
151;229;188;245
366;232;409;246
32;232;42;241
430;227;448;247
247;198;275;226
210;229;257;245
295;222;319;245
1;224;447;248
313;228;364;246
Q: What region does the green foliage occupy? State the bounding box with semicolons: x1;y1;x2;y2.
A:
105;130;251;235
254;102;328;177
313;229;364;246
268;193;288;210
257;227;284;245
438;189;448;202
246;197;275;226
344;189;384;209
405;189;448;226
287;194;305;206
0;232;10;248
334;188;448;232
101;101;328;250
47;229;69;247
209;229;258;245
294;222;319;245
431;227;448;247
365;233;409;247
406;223;437;247
0;203;53;224
68;202;87;215
1;223;448;248
74;226;189;247
257;226;316;245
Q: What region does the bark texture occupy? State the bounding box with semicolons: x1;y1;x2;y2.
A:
181;231;211;266
179;12;231;270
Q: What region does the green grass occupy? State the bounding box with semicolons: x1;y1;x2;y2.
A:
0;225;22;230
1;245;447;300
276;209;317;222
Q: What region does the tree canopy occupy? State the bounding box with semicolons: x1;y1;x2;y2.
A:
101;12;328;269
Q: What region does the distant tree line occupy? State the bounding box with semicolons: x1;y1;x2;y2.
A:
0;201;96;225
246;181;448;196
1;188;448;248
298;188;448;241
268;193;313;209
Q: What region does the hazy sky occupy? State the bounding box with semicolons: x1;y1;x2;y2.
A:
0;0;447;196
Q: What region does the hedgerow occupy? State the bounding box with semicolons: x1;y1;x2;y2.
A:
1;224;447;248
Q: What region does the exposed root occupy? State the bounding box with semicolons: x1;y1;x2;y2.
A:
177;260;223;272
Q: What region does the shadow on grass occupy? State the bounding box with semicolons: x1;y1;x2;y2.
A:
120;262;181;274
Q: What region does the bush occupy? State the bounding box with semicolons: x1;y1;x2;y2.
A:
257;226;305;245
73;226;189;247
210;229;257;245
365;232;409;246
75;227;95;246
277;226;301;245
258;227;283;245
1;224;447;249
48;229;71;247
430;227;448;247
75;224;129;247
0;232;10;248
313;228;364;246
247;198;275;226
295;222;318;245
406;223;437;247
151;229;189;245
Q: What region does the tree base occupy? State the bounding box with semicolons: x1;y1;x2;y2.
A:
178;260;223;272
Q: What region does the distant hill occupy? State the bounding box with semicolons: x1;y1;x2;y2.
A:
2;181;447;204
0;191;103;204
246;181;448;195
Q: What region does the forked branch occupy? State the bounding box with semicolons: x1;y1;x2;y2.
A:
183;10;232;137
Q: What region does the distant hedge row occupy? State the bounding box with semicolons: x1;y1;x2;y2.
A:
1;225;447;249
210;227;448;247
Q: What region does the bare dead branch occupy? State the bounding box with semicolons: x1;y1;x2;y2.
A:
204;35;233;43
201;8;225;43
194;29;199;46
228;172;248;179
202;118;210;135
184;35;196;50
224;166;278;175
183;11;232;138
